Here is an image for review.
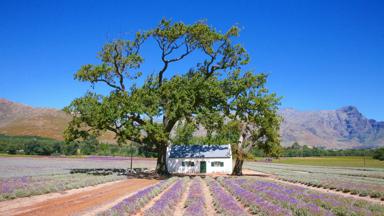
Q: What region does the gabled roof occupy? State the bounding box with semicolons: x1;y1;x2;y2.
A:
168;144;231;158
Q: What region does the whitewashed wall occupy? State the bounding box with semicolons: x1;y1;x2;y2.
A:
166;146;232;174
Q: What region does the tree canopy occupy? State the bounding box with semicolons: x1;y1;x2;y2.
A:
64;19;281;175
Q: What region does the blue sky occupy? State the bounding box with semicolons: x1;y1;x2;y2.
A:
0;0;383;120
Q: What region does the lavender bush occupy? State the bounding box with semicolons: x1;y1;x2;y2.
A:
100;177;177;216
0;156;156;178
0;174;125;201
245;162;384;199
144;177;188;216
184;177;206;216
240;177;384;216
217;177;292;216
231;178;331;216
205;176;248;216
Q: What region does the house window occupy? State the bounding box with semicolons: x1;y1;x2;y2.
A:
182;161;195;167
211;161;224;167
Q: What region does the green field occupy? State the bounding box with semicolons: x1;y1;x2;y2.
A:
259;156;384;168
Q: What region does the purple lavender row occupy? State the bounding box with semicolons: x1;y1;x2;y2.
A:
233;178;332;216
0;175;87;194
205;177;248;216
1;174;124;201
276;173;384;200
218;177;292;216
254;178;382;215
144;178;188;216
184;177;206;216
1;176;32;193
299;187;379;215
100;177;176;216
243;177;382;216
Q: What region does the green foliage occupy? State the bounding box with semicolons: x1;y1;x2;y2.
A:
64;18;279;174
0;135;59;155
6;145;18;154
250;147;266;158
224;70;282;175
208;121;241;145
0;134;148;157
373;147;384;161
282;142;375;157
80;136;99;155
172;121;196;145
24;140;54;155
172;120;241;145
63;141;80;155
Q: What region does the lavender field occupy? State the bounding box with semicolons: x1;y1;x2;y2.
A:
245;162;384;200
100;176;384;216
0;156;156;200
0;156;156;178
0;173;125;201
1;156;383;215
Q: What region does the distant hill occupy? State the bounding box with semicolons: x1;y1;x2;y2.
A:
0;98;70;140
280;106;384;149
0;98;115;143
1;98;383;149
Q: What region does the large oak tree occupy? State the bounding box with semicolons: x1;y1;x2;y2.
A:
223;72;281;175
64;19;280;175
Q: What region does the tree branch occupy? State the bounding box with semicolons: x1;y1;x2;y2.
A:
201;40;228;79
129;114;146;125
168;45;191;63
112;45;126;91
95;78;123;91
157;37;192;86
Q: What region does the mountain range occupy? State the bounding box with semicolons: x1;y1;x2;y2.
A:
0;98;70;140
1;98;383;149
280;107;384;149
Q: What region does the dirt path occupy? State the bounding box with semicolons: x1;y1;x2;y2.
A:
201;179;217;216
0;178;158;216
242;168;272;177
173;180;191;216
242;169;384;205
84;181;159;216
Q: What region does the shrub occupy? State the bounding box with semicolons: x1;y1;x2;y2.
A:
373;148;384;161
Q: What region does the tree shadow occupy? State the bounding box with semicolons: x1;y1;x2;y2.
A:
126;171;171;180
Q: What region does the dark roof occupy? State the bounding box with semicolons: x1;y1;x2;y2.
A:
169;144;231;158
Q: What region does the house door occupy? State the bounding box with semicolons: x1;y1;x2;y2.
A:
200;161;206;173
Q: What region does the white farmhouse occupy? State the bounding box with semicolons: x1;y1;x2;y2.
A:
166;144;232;174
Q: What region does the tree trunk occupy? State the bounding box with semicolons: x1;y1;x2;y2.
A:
155;115;176;176
232;123;245;176
155;143;169;175
232;158;244;176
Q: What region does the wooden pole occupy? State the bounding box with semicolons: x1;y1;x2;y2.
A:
130;142;133;170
